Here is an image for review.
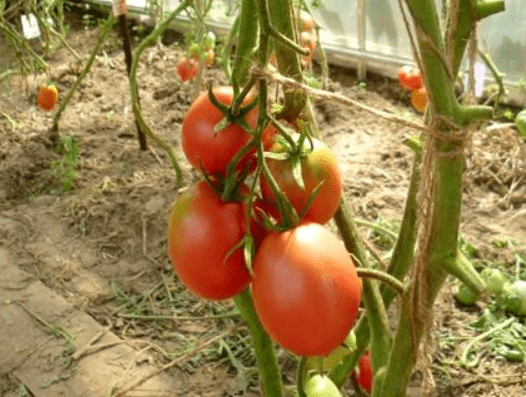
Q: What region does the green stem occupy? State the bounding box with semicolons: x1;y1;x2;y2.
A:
232;0;259;86
235;289;283;397
478;49;505;111
266;0;305;120
333;198;392;373
52;15;117;133
129;2;188;186
356;269;405;296
381;150;421;305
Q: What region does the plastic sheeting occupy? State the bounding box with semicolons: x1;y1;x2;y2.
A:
91;0;525;84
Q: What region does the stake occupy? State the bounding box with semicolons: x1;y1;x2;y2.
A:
115;0;148;150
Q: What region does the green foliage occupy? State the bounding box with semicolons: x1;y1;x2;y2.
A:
49;135;79;193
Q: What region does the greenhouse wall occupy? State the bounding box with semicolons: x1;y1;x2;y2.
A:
90;0;525;85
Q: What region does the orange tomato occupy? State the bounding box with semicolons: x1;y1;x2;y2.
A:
37;84;59;111
411;87;427;113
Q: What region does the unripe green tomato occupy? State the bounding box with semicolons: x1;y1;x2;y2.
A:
502;280;526;316
515;109;526;137
304;375;343;397
454;284;478;305
480;268;506;296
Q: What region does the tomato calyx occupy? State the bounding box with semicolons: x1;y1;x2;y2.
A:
206;82;259;135
261;129;324;227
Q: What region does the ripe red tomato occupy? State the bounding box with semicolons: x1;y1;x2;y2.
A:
353;351;373;394
182;87;275;176
177;57;199;82
397;66;423;91
167;181;251;300
410;87;427;113
37;84;59;111
252;222;362;356
260;135;342;224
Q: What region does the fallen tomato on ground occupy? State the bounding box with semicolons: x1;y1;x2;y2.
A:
166;181;251;300
252;222;362;356
37;84;59;111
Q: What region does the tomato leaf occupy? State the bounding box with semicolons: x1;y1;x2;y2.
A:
223;238;246;268
291;155;305;190
243;236;254;276
298;179;325;219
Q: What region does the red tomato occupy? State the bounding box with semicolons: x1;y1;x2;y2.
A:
260;134;342;224
167;181;251;300
252;222;362;356
397;66;423;91
37;84;59;111
353;351;373;393
177;57;199;82
182;87;275;176
410;87;427;113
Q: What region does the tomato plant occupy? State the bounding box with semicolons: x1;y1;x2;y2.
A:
398;66;423;91
167;181;251;300
252;222;362;356
353;351;373;394
177;57;199;82
410;87;427;113
182;86;275;176
37;84;59;111
260;134;342;224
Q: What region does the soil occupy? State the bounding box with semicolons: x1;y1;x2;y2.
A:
1;10;526;397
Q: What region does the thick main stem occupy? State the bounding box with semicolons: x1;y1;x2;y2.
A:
235;289;283;397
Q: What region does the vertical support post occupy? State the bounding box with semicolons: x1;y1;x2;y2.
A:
357;0;367;81
114;0;148;150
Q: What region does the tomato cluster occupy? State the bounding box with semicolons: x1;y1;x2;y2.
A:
167;86;362;357
398;65;427;113
176;32;216;82
299;11;316;65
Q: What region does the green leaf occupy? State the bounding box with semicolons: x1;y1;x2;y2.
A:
298;180;324;219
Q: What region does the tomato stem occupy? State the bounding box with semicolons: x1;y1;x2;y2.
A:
356;269;405;296
127;1;191;187
234;289;284;397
